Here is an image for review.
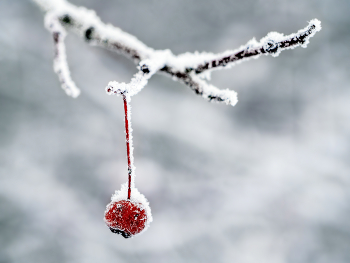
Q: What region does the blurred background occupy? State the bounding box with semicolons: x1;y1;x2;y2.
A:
1;0;349;262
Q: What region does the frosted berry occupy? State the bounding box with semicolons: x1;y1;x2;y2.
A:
104;200;147;238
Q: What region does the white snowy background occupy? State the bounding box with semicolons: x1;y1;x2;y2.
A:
1;0;349;263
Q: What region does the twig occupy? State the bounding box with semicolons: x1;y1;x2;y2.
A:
34;0;321;106
44;12;80;98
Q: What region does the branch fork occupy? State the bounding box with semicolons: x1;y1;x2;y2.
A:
35;0;321;106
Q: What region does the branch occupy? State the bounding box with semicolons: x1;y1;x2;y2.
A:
186;19;322;74
106;51;170;97
34;0;321;106
44;12;80;98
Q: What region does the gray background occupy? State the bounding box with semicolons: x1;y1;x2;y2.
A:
1;0;349;262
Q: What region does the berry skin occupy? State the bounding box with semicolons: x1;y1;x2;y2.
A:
104;200;147;238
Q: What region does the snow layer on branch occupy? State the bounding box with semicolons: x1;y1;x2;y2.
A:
35;0;321;106
36;0;154;60
105;183;153;233
191;74;238;106
45;12;80;98
169;19;322;73
167;39;261;74
106;51;172;97
260;18;322;57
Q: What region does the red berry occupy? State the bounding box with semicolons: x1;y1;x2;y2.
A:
104;200;148;238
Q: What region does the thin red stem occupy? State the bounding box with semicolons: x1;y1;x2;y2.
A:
123;95;132;200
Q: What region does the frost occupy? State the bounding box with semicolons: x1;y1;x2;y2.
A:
171;19;322;73
261;32;284;57
106;50;172;97
35;0;321;105
260;18;322;57
105;85;154;236
33;0;323;239
190;74;238;106
36;0;154;59
45;12;80;98
105;183;153;234
123;95;135;185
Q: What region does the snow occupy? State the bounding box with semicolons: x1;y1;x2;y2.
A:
103;94;152;236
36;0;321;106
171;19;322;70
105;183;153;235
106;50;172;97
36;0;154;60
260;18;322;57
44;12;80;98
124;95;136;187
190;74;238;106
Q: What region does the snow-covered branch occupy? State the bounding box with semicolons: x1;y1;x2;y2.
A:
188;19;322;74
44;12;80;98
34;0;321;106
105;51;171;97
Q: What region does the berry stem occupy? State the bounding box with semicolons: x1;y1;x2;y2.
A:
123;94;132;200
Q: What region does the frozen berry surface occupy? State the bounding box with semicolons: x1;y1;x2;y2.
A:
104;200;148;238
